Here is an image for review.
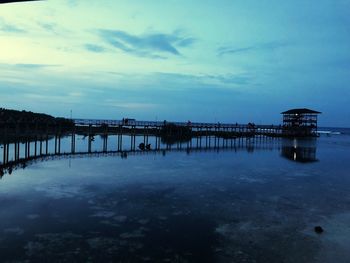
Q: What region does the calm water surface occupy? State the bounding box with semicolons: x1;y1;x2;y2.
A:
0;134;350;262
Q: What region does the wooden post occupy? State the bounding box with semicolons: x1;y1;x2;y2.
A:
40;138;43;156
25;141;28;158
27;140;30;158
104;136;108;152
205;127;208;148
88;124;92;153
46;134;49;155
133;127;136;151
117;133;120;151
54;135;57;154
71;126;75;154
120;125;123;151
34;138;37;157
58;126;61;154
17;142;20;160
146;126;149;145
3;143;6;165
2;143;7;164
130;126;133;151
157;127;161;150
104;125;108;152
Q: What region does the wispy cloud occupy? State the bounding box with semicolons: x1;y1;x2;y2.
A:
0;19;26;33
84;44;106;53
0;63;60;86
104;100;157;110
36;21;59;34
0;63;59;70
98;29;195;58
154;72;253;87
218;41;289;56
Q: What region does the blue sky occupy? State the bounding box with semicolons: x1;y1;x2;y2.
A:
0;0;349;126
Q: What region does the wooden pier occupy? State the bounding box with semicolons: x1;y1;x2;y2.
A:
0;111;321;173
0;118;284;172
72;118;284;137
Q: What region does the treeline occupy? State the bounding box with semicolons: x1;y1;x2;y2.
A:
0;108;73;126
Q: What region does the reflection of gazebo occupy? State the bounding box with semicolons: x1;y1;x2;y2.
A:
281;108;321;137
281;138;318;163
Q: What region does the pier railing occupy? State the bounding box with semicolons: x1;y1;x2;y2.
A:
73;118;281;130
0;118;321;175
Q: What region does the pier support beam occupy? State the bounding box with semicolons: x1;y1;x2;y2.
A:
2;143;6;164
40;138;43;156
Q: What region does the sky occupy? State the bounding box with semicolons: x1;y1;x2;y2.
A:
0;0;349;126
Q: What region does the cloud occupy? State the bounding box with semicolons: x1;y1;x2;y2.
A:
37;22;58;33
175;37;196;47
0;63;59;70
104;100;157;110
0;63;60;87
68;92;84;97
153;72;253;87
98;29;195;58
0;19;26;33
218;41;289;56
84;44;106;53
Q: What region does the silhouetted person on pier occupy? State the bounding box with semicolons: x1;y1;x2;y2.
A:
146;144;151;150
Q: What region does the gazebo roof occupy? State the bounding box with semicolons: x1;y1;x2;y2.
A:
281;108;321;114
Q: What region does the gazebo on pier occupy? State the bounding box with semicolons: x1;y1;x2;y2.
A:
281;108;321;137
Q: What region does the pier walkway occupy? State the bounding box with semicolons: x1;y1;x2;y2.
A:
73;118;283;137
74;118;280;130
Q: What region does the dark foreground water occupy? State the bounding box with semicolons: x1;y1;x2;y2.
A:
0;134;350;262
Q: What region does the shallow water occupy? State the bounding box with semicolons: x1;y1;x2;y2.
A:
0;135;350;262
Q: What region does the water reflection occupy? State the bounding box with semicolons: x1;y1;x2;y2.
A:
2;134;350;262
281;138;318;163
1;136;321;177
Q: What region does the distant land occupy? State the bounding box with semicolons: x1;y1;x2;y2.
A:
0;108;72;126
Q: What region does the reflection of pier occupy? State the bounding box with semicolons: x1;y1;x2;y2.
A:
281;138;318;163
0;119;286;169
0;135;282;176
1;116;321;175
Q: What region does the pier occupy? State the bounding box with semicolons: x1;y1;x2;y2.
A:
0;117;320;174
0;118;284;167
0;108;322;172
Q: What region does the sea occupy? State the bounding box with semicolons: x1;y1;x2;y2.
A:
0;127;349;262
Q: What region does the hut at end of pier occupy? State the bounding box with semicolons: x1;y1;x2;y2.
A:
281;108;321;137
